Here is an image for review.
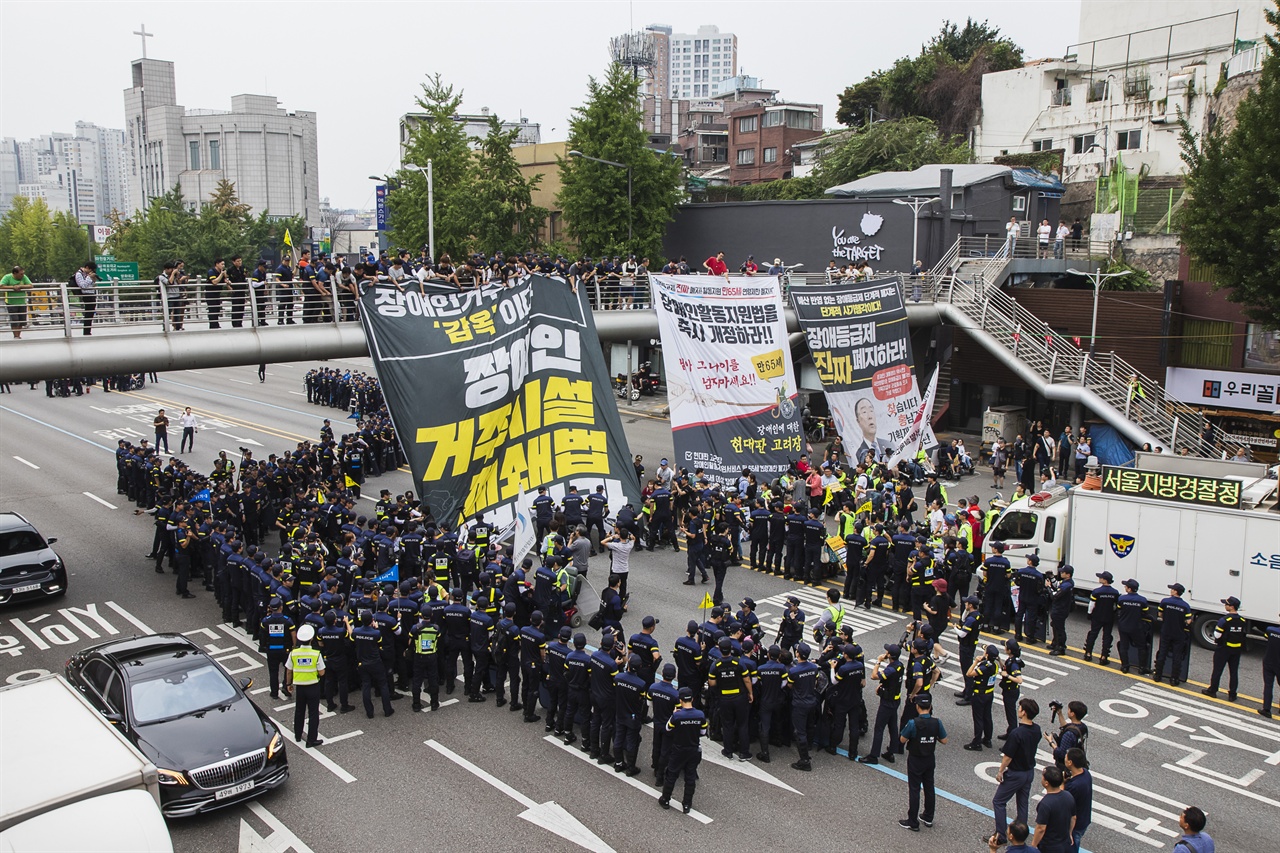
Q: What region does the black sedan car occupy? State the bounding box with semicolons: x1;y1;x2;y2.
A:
65;634;288;817
0;511;68;605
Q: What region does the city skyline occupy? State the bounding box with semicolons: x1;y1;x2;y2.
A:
0;0;1082;210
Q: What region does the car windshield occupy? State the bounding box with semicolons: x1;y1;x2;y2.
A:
129;663;237;724
0;530;47;556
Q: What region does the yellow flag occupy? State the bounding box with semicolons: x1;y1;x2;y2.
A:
316;489;326;505
700;592;715;609
283;228;293;248
345;474;356;487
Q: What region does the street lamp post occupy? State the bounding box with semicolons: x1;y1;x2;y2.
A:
404;161;434;263
370;160;435;261
893;196;941;271
568;150;632;246
1067;267;1130;358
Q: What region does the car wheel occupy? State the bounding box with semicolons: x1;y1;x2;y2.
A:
1191;612;1218;651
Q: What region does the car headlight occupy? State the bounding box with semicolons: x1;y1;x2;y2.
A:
157;768;190;786
267;731;283;759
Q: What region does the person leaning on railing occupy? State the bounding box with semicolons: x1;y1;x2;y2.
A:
1;265;32;339
75;260;99;335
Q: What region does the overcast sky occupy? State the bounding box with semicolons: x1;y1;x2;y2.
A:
1;0;1080;210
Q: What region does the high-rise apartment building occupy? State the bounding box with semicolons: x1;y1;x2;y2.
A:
0;123;129;225
665;25;738;100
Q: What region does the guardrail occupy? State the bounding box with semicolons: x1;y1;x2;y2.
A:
0;279;361;336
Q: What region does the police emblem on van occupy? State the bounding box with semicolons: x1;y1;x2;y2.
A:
1109;534;1136;558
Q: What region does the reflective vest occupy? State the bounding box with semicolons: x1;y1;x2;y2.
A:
288;646;322;685
415;624;440;655
825;604;845;634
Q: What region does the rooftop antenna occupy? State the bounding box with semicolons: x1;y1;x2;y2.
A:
610;30;656;80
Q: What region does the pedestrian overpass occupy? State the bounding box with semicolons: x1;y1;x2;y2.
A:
0;245;1235;459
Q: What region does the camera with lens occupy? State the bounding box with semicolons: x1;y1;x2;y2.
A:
1048;700;1063;713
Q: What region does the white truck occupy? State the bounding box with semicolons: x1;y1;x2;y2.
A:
0;674;173;853
985;451;1280;649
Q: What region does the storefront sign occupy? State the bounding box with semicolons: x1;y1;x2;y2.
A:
1166;367;1279;415
1100;465;1241;509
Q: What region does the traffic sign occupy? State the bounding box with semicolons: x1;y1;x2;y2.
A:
93;254;139;281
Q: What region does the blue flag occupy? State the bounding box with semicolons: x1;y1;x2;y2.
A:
372;565;399;584
348;411;361;420
191;489;212;504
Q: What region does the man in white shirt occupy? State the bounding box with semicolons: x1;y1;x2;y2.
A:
1006;217;1021;255
1037;219;1052;259
655;458;675;488
179;407;199;454
1054;220;1070;259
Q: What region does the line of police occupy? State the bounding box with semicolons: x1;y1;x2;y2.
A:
112;419;1280;832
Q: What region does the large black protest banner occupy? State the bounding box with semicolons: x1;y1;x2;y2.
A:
360;276;639;529
789;277;936;466
650;274;803;486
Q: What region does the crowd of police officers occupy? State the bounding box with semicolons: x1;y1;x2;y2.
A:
111;378;1279;829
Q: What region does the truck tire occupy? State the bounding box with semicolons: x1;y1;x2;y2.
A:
1192;613;1218;651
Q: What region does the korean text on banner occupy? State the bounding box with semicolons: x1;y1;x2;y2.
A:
789;276;936;466
650;274;803;486
359;275;640;531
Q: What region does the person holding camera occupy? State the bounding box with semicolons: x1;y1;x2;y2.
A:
1046;699;1089;770
965;643;1000;751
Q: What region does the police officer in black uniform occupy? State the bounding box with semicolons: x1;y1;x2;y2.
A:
649;664;680;783
898;694;947;832
858;642;904;765
1083;571;1119;665
1203;596;1246;700
408;607;441;711
658;687;707;814
827;643;865;759
1154;583;1193;686
964;643;1000;752
353;611;395;718
1116;578;1152;674
260;597;294;699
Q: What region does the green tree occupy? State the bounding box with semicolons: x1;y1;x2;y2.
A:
558;63;684;261
47;211;93;279
1177;4;1280;326
1;197;55;280
813;117;972;188
388;73;475;259
463;115;548;255
836;19;1023;135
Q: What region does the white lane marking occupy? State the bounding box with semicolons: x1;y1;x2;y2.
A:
427;738;620;851
242;801;316;853
216;431;264;446
269;716;356;783
542;735;713;824
288;391;306;396
83;491;118;510
105;601;156;634
648;722;801;794
12;456;39;469
420;698;460;713
321;730;364;745
227;378;254;385
187;370;205;374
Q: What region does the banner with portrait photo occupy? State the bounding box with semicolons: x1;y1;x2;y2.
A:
359;275;639;529
789;276;937;466
650;274;803;486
